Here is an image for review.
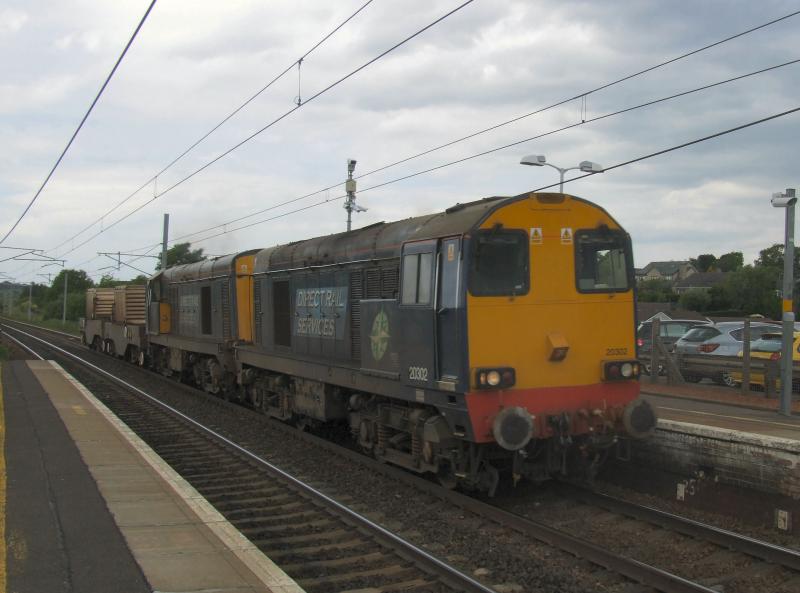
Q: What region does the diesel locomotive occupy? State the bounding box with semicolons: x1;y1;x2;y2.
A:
83;190;656;495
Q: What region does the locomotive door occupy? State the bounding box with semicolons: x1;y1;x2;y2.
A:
436;237;461;382
399;240;436;389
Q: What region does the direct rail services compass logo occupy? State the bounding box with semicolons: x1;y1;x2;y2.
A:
370;309;390;362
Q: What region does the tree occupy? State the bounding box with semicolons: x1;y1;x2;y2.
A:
755;243;800;277
154;242;205;271
130;275;148;285
678;289;710;312
42;292;85;321
98;274;119;287
690;254;717;272
721;265;780;319
717;251;743;272
756;244;784;269
636;279;677;303
48;269;93;299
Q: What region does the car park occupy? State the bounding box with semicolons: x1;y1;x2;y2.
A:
636;319;709;375
730;332;800;391
673;321;781;385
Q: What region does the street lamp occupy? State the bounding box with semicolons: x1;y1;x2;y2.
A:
520;154;603;192
772;188;797;416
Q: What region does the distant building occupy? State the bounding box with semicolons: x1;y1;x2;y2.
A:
672;271;729;295
636;261;697;283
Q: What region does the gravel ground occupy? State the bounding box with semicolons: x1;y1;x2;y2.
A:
496;481;800;593
595;480;800;550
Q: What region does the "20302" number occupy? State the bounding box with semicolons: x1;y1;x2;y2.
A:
408;366;429;382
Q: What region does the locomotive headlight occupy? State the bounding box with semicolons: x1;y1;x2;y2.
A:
620;362;633;378
475;367;516;389
603;360;640;381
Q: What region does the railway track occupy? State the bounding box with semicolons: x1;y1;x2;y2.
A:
5;320;800;592
2;323;492;593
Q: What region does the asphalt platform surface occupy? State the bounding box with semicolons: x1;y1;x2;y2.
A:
2;359;150;593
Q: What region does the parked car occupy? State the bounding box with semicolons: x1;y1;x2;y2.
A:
674;321;781;385
730;332;800;391
636;319;710;375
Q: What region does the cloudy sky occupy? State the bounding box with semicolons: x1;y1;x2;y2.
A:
1;0;799;283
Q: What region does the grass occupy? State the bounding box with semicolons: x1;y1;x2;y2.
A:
0;344;8;361
0;313;80;337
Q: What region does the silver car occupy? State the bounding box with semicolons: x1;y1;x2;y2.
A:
674;321;781;385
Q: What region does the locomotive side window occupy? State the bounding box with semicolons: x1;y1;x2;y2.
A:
574;228;631;293
201;286;212;334
401;252;433;305
273;280;291;346
468;229;529;296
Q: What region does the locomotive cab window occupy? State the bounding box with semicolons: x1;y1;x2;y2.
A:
575;228;631;293
401;252;433;305
468;229;529;296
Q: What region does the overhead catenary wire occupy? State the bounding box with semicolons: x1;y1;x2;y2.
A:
48;0;376;254
126;57;800;252
51;0;472;259
172;106;800;248
0;0;158;246
13;7;798;278
126;11;800;252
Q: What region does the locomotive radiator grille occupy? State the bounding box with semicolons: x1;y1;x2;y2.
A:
253;279;262;345
221;281;231;339
350;272;363;360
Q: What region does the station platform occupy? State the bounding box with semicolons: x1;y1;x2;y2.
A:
640;379;800;441
629;378;800;502
1;359;302;593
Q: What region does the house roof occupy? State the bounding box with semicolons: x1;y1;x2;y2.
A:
674;271;728;289
636;302;710;323
640;260;693;276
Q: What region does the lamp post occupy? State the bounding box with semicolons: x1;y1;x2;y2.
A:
520;154;603;192
772;188;796;416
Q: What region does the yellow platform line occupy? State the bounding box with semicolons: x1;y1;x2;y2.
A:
0;367;6;593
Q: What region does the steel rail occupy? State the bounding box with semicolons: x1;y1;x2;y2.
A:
0;317;80;340
0;326;45;360
564;486;800;571
1;324;497;593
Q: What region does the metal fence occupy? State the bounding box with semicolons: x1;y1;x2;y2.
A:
642;317;795;397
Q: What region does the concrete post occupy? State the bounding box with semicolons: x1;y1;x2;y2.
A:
780;194;795;415
161;213;170;271
62;270;69;324
741;319;751;394
650;318;660;384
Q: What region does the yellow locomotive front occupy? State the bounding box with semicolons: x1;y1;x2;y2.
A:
464;192;655;480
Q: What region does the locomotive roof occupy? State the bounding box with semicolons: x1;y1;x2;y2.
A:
155;191;621;281
160;249;260;283
252;193;512;274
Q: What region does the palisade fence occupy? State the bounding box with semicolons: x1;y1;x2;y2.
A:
643;318;798;398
